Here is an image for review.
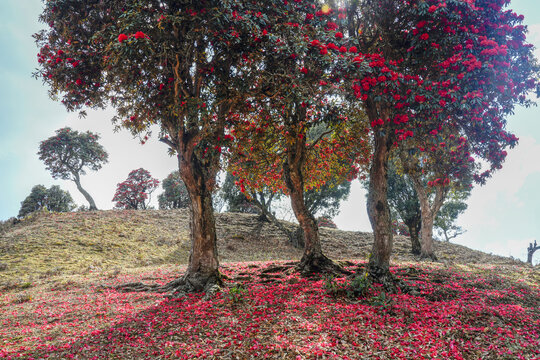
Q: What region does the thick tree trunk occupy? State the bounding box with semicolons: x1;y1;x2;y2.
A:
419;211;437;260
287;174;343;275
282;119;343;275
175;151;222;294
73;173;97;210
410;176;445;261
366;130;395;284
408;226;421;256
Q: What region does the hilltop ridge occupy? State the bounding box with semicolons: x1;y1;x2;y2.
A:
0;209;530;285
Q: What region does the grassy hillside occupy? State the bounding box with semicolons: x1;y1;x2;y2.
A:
0;209;531;285
0;210;538;359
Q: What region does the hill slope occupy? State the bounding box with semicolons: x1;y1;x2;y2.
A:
0;209;533;285
1;210;539;359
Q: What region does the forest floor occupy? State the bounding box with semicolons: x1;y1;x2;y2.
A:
0;209;538;359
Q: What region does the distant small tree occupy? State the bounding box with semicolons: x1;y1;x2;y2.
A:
158;171;189;210
18;184;75;217
386;160;422;256
220;172;261;215
38;128;108;210
305;181;351;221
434;191;469;242
526;240;539;265
113;168;159;210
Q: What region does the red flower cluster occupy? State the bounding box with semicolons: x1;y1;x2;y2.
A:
118;31;148;43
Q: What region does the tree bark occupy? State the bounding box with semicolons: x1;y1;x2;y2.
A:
282;118;344;275
285;163;343;275
72;173;97;210
408;225;421;256
366;128;395;284
175;148;222;294
410;175;445;261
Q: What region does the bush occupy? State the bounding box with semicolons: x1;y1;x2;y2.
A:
18;185;75;218
317;216;337;229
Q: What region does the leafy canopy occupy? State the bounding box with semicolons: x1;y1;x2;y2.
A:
113;168;160;210
38;127;108;181
157;171;189;210
18;185;76;218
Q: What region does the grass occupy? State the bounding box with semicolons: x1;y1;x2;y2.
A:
0;209;538;359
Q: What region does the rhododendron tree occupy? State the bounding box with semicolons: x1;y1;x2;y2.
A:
38;128;108;210
396;130;476;260
229;2;371;274
35;0;275;293
157;171;189;210
113;168;159;210
219;172;269;215
387;154;471;257
434;189;469;242
386;159;422;255
18;184;76;218
339;0;538;284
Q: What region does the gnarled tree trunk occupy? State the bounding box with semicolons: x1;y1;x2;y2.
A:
408;225;422;256
282;121;343;275
366;128;395;285
174;143;222;294
409;175;445;261
73;173;97;210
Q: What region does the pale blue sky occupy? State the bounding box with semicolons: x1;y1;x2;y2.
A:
1;1;539;264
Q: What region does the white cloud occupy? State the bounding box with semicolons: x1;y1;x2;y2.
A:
527;23;540;60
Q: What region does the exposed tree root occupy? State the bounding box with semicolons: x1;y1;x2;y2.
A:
112;272;223;300
418;252;439;262
295;253;352;277
367;264;414;295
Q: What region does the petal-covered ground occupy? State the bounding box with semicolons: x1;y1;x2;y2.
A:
0;261;538;359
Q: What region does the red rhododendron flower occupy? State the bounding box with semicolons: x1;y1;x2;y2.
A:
134;31;146;39
118;33;128;43
415;95;426;103
349;46;358;53
428;5;437;13
326;21;338;31
300;67;308;74
335;32;343;39
420;33;429;41
339;46;347;53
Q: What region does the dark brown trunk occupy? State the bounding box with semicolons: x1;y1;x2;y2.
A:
73;173;97;210
366;129;394;283
409;226;421;256
286;167;343;275
282;116;343;275
173;147;221;294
